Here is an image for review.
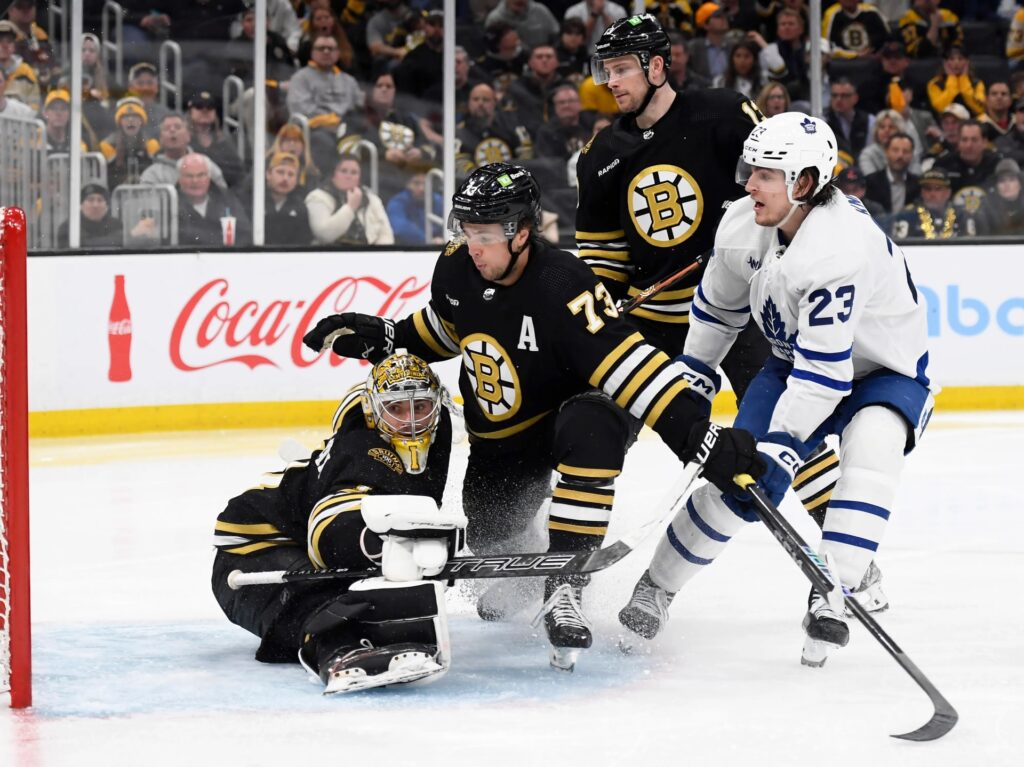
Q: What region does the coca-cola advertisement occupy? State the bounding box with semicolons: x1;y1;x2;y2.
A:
26;250;458;413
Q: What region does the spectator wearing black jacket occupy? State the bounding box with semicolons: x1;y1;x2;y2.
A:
864;132;921;215
57;183;124;249
177;153;252;247
187;91;245;188
264;152;313;246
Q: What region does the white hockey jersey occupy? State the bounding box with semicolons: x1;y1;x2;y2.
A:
686;194;930;442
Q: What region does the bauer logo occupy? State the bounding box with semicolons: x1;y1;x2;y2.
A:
916;284;1024;337
169;276;429;371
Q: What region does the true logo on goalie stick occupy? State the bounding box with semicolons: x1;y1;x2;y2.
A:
628;164;704;247
368;447;404;474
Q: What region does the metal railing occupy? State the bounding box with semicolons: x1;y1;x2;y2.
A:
286;113;380;195
47;1;70;74
101;0;125;87
0;115;50;249
44;153;109;248
111;184;179;246
425;167;445;243
159;40;182;112
222;75;247;159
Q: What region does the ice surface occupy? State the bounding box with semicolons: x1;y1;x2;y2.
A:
2;413;1022;766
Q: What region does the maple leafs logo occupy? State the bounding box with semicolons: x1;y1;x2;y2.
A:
760;296;796;360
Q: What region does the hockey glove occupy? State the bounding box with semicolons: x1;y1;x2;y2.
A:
723;432;808;522
683;420;765;495
673;354;721;415
302;312;395;363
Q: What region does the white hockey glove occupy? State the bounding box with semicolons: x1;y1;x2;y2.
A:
673;354;721;408
361;495;468;582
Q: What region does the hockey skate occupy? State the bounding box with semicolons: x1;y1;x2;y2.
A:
532;579;592;672
476;577;543;622
848;560;889;615
617;569;675;651
311;640;445;694
801;588;850;668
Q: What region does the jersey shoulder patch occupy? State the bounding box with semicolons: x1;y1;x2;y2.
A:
444;237;466;257
367;447;404;474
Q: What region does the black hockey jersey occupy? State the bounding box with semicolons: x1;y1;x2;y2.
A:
392;238;705;459
575;88;762;329
214;388;452;569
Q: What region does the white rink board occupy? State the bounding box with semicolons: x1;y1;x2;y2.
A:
25;244;1024;413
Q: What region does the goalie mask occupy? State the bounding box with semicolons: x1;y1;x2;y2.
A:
364;350;442;474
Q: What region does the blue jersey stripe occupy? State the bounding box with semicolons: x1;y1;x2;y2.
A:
790;368;854;391
666;523;714;565
697;283;749;314
829;500;891;519
793;342;853;362
687;498;731;542
690;303;729;327
822;531;879;551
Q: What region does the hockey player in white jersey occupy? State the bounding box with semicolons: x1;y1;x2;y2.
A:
618;112;933;666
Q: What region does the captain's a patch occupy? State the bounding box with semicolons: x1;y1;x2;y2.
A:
368;447;404;474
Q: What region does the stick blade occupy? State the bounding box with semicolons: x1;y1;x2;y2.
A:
574;540;632;572
890;705;958;742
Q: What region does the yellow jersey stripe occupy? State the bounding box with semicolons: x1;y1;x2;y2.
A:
578;248;630;261
215;521;282;536
592;268;630;283
548;520;608;536
467;410;552;439
552;487;615;504
646;379;690;428
794;453;840;487
413;309;453;358
556;463;620;479
576;229;626;240
310;492;366;520
223;541;288;556
630;307;690;323
589;332;644;388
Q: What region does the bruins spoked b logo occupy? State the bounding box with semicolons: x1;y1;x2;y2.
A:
460;333;521;421
628;164;704;247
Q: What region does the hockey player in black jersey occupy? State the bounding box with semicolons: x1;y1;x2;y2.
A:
578;17;877;637
302;163;766;671
212;351;467;694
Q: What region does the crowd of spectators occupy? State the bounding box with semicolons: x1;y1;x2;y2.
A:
4;0;1024;248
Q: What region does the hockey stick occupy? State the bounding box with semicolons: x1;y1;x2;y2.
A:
228;464;703;590
734;474;958;742
617;254;704;314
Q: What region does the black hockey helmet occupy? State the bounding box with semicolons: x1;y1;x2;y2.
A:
448;163;541;239
592;14;672;82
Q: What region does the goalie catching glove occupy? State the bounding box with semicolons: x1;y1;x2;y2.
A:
361;495;467;582
303;312;395;363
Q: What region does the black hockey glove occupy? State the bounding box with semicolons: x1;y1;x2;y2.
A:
683;420;766;494
302;312;395;363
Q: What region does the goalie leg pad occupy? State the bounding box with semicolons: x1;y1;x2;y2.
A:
303;579;451;693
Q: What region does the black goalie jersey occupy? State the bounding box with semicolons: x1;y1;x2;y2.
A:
214;389;452;570
390;237;705;458
575;88;762;338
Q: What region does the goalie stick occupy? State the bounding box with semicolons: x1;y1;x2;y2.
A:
734;474;958;742
616;255;704;315
228;464;702;590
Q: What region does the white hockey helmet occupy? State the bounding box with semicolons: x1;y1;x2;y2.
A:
738;112;839;204
364;350;442;475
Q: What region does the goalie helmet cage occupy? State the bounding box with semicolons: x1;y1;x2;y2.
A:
1;206;31;709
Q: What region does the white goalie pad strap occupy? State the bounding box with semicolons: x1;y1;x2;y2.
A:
378;536;450;581
361;494;468;536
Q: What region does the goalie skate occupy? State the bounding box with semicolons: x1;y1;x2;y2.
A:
320;642;444;694
532;582;592;672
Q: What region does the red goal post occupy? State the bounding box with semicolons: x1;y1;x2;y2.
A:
1;206;31;709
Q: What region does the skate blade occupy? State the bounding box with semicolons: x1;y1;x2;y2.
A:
324;655;443;694
550;647;582;672
801;637;831;668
